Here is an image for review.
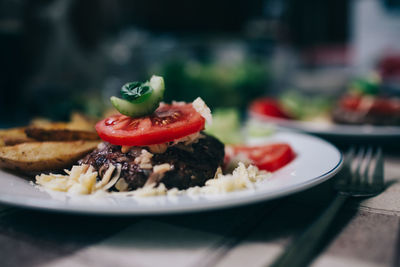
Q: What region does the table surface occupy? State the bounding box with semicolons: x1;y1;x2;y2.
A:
1;148;400;267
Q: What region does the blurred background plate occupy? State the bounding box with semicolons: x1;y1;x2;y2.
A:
249;111;400;138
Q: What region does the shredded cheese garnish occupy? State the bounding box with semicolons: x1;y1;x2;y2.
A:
134;149;154;168
35;162;269;197
36;164;122;195
115;178;129;192
193;97;212;125
146;132;204;154
147;144;168;154
153;163;172;173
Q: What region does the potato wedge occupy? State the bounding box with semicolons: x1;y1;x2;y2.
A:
68;112;97;131
29;119;70;129
25;127;99;141
0;127;35;146
0;141;99;173
30;113;96;131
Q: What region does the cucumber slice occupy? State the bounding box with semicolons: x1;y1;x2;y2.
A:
111;75;165;117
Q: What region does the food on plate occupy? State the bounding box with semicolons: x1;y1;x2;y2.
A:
249;98;293;120
96;101;206;146
0;141;99;173
110;75;165;117
0;127;35;146
204;108;244;144
0;112;98;146
25;127;99;141
249;75;400;126
225;143;296;172
33;75;295;196
30;112;97;131
25;113;99;141
332;95;400;125
0;113;100;173
79;134;224;190
80;94;225;191
331;76;400;125
35;76;227;194
249;92;332;123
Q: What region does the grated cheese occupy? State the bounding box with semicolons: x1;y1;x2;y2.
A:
36;164;122;195
153;163;172;173
115;178;129;192
192;97;212;125
36;162;269;197
147;143;168;154
134;149;153;167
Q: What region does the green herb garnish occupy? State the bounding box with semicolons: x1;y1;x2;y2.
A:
111;75;165;117
121;81;152;103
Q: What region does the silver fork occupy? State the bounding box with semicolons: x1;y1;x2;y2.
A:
270;146;384;267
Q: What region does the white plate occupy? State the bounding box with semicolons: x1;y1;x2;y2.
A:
250;112;400;138
0;132;342;215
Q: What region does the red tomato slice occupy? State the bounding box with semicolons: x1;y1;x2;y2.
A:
249;98;292;119
96;103;205;146
229;143;295;172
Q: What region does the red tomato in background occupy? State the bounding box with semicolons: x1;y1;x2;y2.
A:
249;98;292;119
338;95;361;111
96;103;205;146
339;95;400;115
227;143;296;172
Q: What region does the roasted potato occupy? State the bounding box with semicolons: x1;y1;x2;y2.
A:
0;127;35;146
30;113;96;131
25;112;99;141
68;112;97;131
0;140;99;173
25;127;99;141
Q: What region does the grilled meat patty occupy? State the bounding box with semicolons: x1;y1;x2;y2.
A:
78;133;224;190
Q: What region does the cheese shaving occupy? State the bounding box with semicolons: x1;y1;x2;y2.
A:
147;144;168;154
115;178;129;192
134;149;153;165
35;162;269;197
35;164;122;195
193;97;212;125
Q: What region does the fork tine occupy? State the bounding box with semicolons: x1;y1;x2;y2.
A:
361;146;373;187
352;146;365;186
372;147;384;191
337;147;355;186
346;146;355;164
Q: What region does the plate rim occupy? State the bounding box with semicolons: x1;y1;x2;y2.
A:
0;132;343;216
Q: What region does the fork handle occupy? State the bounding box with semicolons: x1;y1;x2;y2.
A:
270;194;349;267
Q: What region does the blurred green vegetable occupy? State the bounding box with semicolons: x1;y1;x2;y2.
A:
158;59;269;111
205;108;243;144
244;119;275;138
349;73;381;96
279;91;333;120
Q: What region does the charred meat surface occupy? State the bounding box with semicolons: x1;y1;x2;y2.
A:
78;133;224;190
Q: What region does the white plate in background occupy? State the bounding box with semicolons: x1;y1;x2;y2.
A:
250;112;400;138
